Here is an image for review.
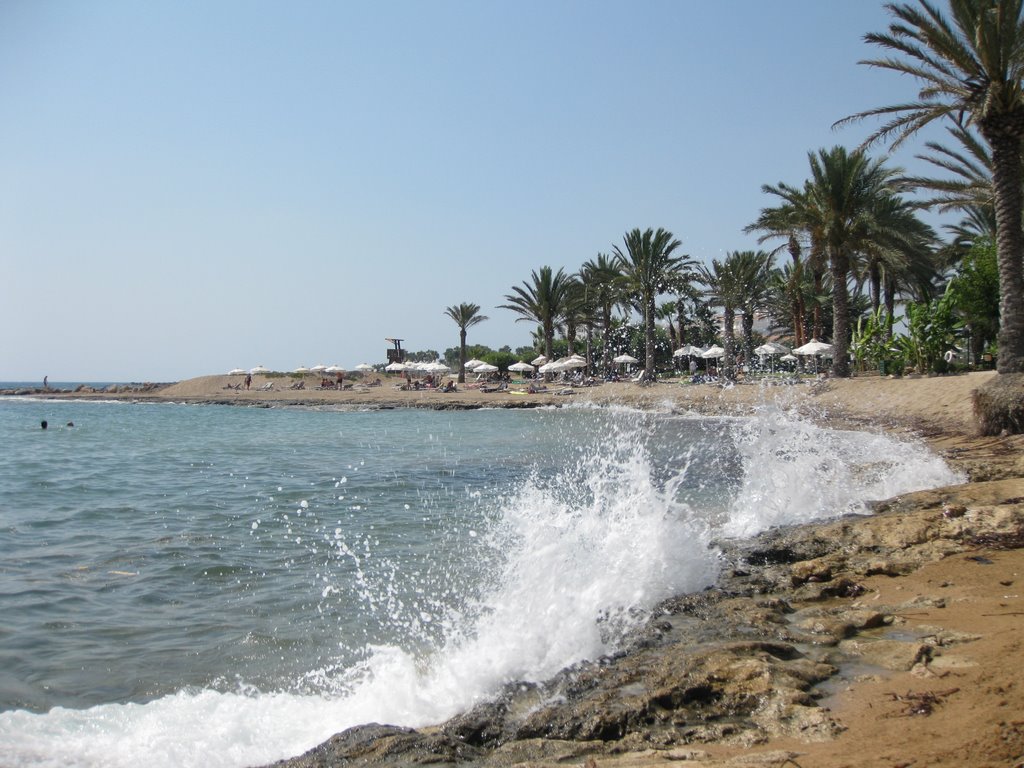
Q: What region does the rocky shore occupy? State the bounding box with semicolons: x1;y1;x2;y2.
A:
257;375;1023;767
8;372;1023;766
264;449;1024;768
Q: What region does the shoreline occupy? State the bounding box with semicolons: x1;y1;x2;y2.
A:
2;370;999;433
7;371;1024;766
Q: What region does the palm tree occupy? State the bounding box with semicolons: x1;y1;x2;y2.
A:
852;192;941;337
613;228;686;383
499;266;573;361
730;250;777;366
905;123;996;216
765;261;817;344
748;183;829;342
837;0;1024;375
696;256;743;379
578;254;625;375
443;303;489;383
790;146;903;377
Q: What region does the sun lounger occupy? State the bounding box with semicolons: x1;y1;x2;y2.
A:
288;380;305;390
258;382;274;391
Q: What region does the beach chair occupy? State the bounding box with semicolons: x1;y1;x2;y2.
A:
258;382;274;391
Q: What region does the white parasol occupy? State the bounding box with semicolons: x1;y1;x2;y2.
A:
793;339;833;356
673;345;704;357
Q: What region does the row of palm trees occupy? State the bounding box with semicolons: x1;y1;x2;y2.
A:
447;0;1024;400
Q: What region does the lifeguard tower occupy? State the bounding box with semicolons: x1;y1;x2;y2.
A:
385;338;405;364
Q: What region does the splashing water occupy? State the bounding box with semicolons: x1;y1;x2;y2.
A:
0;401;962;767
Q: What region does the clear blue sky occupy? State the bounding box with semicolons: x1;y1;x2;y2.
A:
1;1;953;381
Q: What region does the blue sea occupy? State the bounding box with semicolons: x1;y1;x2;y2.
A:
0;395;962;767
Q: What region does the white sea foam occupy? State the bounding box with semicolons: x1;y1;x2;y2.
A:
0;405;962;768
720;404;964;538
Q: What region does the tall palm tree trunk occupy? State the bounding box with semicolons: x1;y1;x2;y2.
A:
812;270;825;340
831;251;851;377
884;278;897;342
869;262;882;315
722;306;736;380
601;306;612;375
787;236;807;347
791;296;803;348
986;127;1024;373
457;328;468;383
741;312;755;369
644;297;656;382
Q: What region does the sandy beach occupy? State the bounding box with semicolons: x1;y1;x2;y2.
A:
8;371;1024;767
15;370;997;435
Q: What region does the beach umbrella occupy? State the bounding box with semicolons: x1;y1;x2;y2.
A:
464;359;486;370
508;361;535;373
754;342;789;373
425;362;450;373
793;339;833;356
325;365;345;373
293;366;310;374
531;355;548;366
612;354;639;365
355;363;374;372
537;361;559;374
385;361;407;372
559;357;587;370
673;345;704;357
793;339;833;373
699;346;725;374
228;368;247;375
780;353;797;362
473;363;499;374
250;365;270;374
310;364;328;374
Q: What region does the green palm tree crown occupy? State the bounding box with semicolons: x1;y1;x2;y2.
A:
749;182;829;341
804;146;907;376
728;250;777;366
837;0;1024;374
579;253;627;373
696;255;744;378
499;266;573;360
444;302;489;383
613;228;685;383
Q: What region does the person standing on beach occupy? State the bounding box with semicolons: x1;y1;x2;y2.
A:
245;374;252;390
43;376;48;389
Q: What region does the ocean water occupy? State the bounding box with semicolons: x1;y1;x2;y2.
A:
0;397;962;768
